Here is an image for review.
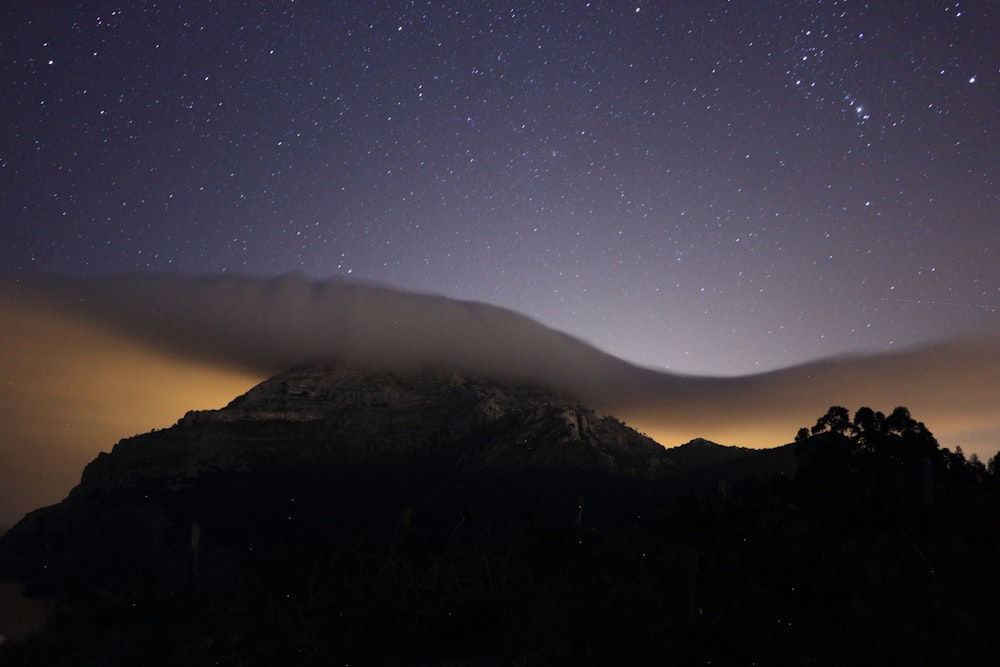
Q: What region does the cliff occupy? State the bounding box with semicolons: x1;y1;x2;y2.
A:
3;368;993;666
0;365;679;600
69;365;671;498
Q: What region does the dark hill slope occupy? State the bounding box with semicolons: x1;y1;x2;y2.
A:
0;365;693;600
10;368;994;666
80;364;674;487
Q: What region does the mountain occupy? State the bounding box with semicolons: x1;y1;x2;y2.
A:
2;365;999;665
0;365;737;599
662;437;753;468
0;365;797;661
3;274;998;530
74;364;674;491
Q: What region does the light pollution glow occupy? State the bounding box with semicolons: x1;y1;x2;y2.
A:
1;274;997;527
0;288;260;527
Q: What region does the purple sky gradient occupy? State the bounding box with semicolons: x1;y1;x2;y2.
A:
2;1;998;376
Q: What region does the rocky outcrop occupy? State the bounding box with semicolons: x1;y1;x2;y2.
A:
68;365;670;499
0;365;675;597
0;366;812;666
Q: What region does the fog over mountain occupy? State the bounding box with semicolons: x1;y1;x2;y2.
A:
1;274;997;526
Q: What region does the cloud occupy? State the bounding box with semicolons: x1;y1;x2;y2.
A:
22;273;646;386
621;339;1000;461
1;274;997;526
0;284;258;527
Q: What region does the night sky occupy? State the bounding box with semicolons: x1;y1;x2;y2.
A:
3;1;998;375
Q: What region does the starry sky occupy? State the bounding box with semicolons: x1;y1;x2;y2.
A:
3;0;998;375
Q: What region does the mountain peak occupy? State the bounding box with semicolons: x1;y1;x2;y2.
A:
186;364;564;425
662;437;755;470
68;365;670;501
677;437;730;449
0;365;808;664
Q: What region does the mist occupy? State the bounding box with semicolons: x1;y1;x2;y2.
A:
1;273;997;526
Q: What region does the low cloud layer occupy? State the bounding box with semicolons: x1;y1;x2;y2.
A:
2;274;997;526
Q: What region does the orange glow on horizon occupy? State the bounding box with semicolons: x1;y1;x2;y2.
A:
1;278;997;528
0;291;262;526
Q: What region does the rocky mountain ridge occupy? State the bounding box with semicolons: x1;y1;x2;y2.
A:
72;365;673;499
0;365;705;594
7;368;994;666
0;364;804;666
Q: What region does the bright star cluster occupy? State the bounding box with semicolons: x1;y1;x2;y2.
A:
1;1;997;375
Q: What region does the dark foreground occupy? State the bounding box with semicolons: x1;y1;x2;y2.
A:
3;457;1000;666
1;389;999;665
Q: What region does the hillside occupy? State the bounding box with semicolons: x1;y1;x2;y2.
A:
0;366;784;594
4;275;998;530
1;367;998;665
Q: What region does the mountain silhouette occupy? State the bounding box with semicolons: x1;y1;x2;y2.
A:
2;274;998;528
0;365;789;589
1;366;998;666
0;365;785;660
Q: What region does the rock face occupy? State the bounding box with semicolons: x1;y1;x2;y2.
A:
0;366;672;599
4;379;997;667
0;366;814;666
74;365;670;496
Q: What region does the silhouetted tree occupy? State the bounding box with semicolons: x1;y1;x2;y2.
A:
852;406;885;452
885;406;921;437
968;453;987;480
988;452;1000;477
810;405;853;437
793;405;965;504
